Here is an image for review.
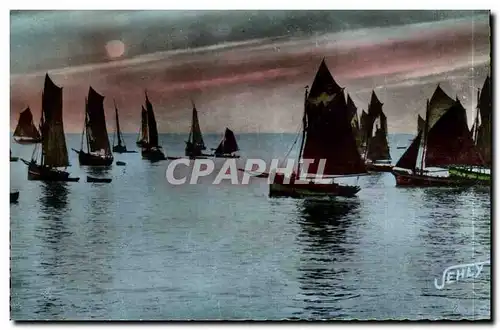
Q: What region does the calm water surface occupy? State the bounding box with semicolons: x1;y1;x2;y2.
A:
10;133;491;320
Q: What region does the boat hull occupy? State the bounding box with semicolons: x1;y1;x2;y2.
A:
113;145;127;153
142;147;166;161
25;161;79;182
392;170;474;187
448;166;491;185
214;153;240;159
10;191;19;203
74;149;113;166
13;137;42;144
366;162;394;172
269;173;360;198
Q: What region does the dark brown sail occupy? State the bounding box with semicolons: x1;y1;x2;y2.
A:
301;60;366;175
186;102;206;156
137;106;148;146
474;76;491;166
359;110;369;149
13;107;41;142
85;87;112;155
114;101;124;147
215;128;239;155
424;94;484;167
395;130;422;170
417;114;425;133
145;92;159;147
41;74;69;168
365;91;391;161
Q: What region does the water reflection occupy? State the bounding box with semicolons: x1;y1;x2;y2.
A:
86;166;111;177
295;199;360;319
35;182;71;318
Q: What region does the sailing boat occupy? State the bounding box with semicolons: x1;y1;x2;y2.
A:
269;59;367;198
141;91;166;161
13;107;42;144
392;85;485;186
448;76;491;182
213;128;240;158
72;87;114;166
112;100;136;153
136;106;148;147
185;102;211;158
363;91;392;172
21;74;79;182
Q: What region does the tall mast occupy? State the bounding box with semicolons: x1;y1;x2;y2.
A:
420;99;430;175
297;86;308;176
114;99;122;146
81;98;87;151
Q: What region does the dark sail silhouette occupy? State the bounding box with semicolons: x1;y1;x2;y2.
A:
473;76;491;167
13;107;42;144
392;84;485;186
214;128;240;158
112;100;136;153
185;102;210;158
73;87;113;166
363;91;392;172
141;91;166;161
417;114;425;133
359;110;369;152
270;59;366;198
136;106;148;147
21;74;79;182
346;93;362;150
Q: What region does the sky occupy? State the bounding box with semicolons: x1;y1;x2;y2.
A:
10;10;491;133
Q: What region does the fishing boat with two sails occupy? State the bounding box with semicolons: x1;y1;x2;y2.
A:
269;59;367;198
141;92;167;161
361;91;392;172
391;85;486;186
112;100;136;153
72;87;114;166
185;102;212;158
448;76;491;183
21;74;79;182
13;107;42;144
136;106;148;148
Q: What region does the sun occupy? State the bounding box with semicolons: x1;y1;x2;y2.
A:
105;40;125;59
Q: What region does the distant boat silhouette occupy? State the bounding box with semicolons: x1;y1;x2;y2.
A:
10;191;19;203
73;87;114;166
213;128;240;158
392;85;486;186
269;59;366;198
21;74;79;182
363;91;393;172
136;106;148;147
10;149;18;162
112;100;136;153
13;107;42;144
141;91;166;161
185;101;212;158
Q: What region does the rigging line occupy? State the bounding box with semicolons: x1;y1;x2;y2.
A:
279;123;303;167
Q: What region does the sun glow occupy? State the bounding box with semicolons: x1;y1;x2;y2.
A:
105;40;125;59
